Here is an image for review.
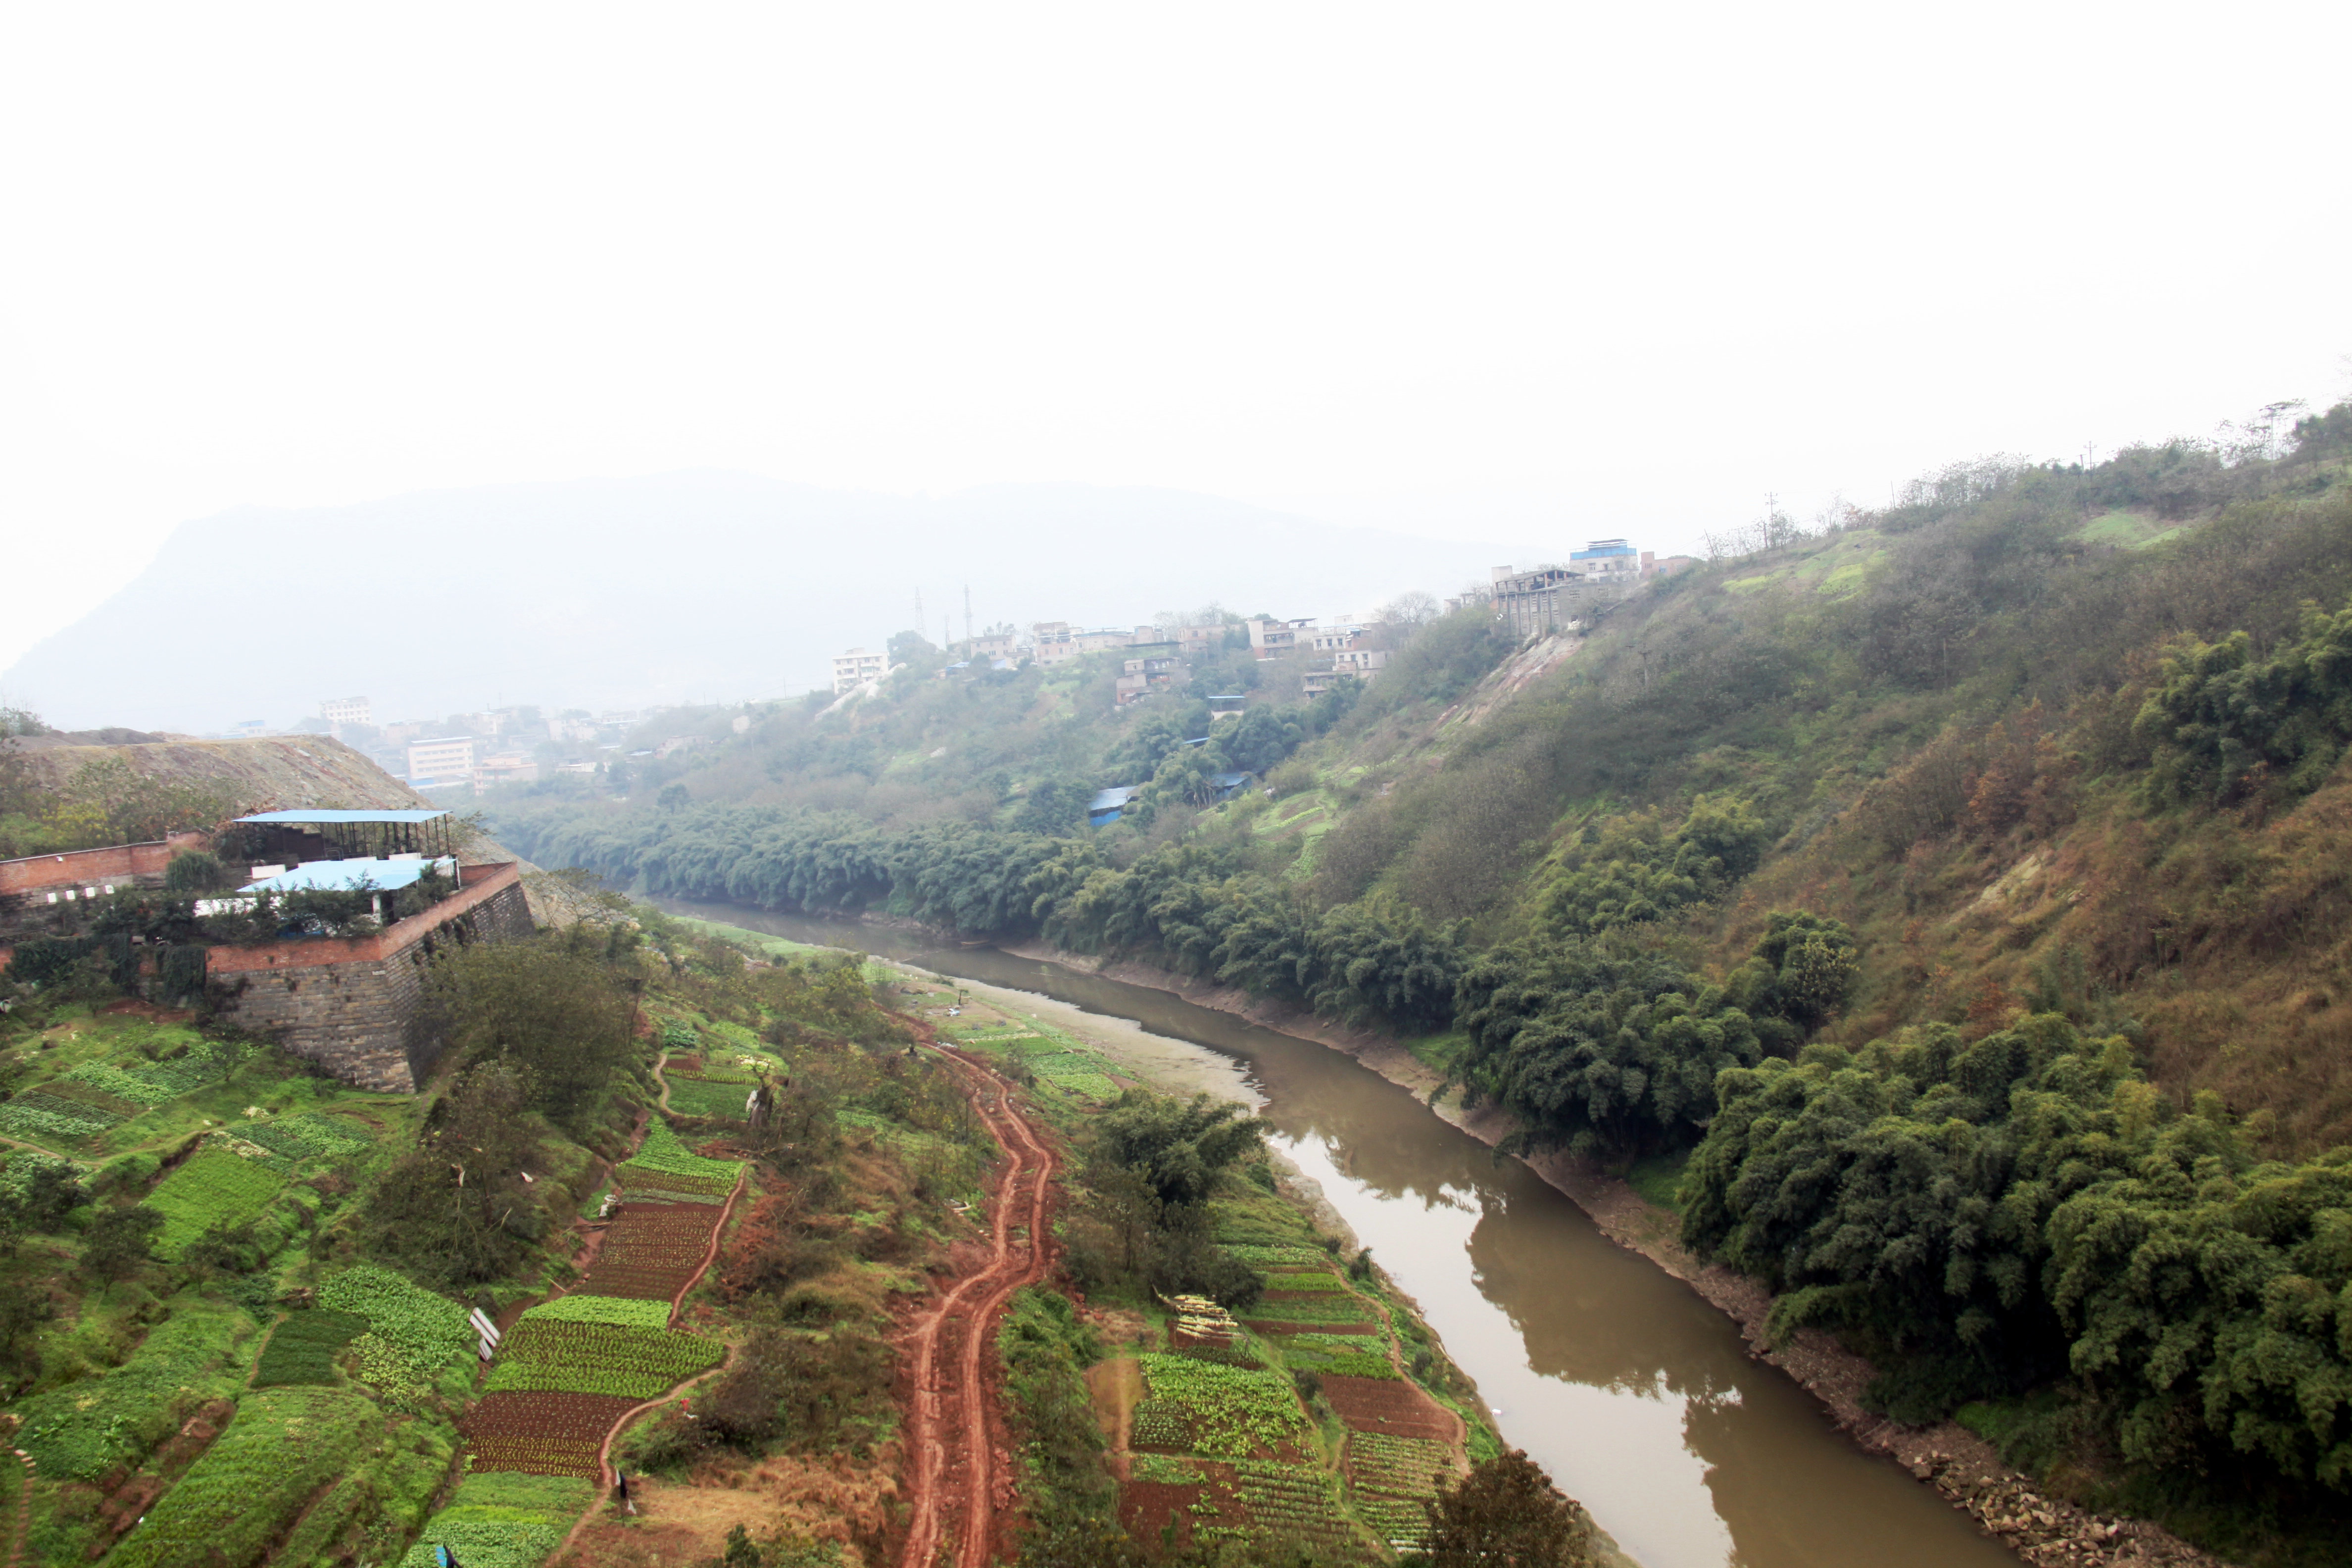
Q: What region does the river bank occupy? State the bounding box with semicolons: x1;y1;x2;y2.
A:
995;938;2228;1568
857;954;1645;1564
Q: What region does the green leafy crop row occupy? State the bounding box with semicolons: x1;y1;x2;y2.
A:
14;1305;250;1479
398;1472;594;1568
146;1147;287;1256
230;1112;372;1167
520;1293;674;1330
1140;1354;1308;1459
253;1308;369;1387
317;1263;472;1402
486;1318;721;1399
107;1386;381;1568
615;1115;743;1197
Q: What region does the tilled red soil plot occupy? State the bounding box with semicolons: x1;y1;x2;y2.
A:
461;1391;643;1479
576;1202;722;1301
1320;1375;1459;1441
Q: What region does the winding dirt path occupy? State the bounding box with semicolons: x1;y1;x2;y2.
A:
896;1032;1059;1568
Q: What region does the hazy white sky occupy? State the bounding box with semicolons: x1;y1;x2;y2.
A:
4;1;2348;677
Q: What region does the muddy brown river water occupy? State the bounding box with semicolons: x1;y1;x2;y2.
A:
664;899;2023;1568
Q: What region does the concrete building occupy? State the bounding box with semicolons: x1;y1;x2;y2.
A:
1310;625;1366;653
474;755;539;789
1175;624;1228;656
1333;647;1389;676
1570;539;1641;583
321;695;371;729
1488;564;1582;638
831;648;887;694
1246;617;1315;657
405;735;476;784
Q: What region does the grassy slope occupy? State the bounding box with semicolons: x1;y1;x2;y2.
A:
1243;457;2352;1152
491;427;2352;1158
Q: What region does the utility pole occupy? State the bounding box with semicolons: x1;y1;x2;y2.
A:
963;584;974;649
915;587;925;635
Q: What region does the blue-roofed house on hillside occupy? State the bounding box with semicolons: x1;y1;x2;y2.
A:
1088;785;1143;827
1569;538;1642;584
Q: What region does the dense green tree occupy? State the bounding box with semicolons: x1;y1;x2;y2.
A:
359;1062;545;1286
1453;941;1766;1159
1722;910;1860;1048
82;1205;164;1290
1418;1449;1599;1568
2134;596;2352;805
1095;1091;1267;1208
427;936;639;1128
1533;795;1769;938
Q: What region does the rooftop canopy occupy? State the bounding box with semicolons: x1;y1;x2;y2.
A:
239;856;457;894
236;809;450;825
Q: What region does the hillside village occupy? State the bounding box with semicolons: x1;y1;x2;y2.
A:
96;539;1692;814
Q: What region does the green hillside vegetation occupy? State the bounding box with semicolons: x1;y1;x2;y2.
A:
488;398;2352;1558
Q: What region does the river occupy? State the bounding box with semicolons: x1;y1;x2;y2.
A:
662;898;2022;1568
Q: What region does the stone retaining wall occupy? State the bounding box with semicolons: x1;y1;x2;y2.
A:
210;863;534;1091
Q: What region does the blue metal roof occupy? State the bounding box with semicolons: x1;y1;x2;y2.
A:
237;809;450;825
1087;786;1143;813
1569;544;1635;560
239;856;455;894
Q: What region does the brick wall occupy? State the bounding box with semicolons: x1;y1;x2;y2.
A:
209;863;534;1092
0;831;211;898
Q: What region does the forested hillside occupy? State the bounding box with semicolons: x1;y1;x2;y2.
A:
490;399;2352;1560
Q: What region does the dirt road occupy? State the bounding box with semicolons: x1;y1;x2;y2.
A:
897;1039;1058;1568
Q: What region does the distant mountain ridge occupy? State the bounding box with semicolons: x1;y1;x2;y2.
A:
6;473;1545;731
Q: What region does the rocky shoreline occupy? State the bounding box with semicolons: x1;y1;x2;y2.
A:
995;937;2233;1568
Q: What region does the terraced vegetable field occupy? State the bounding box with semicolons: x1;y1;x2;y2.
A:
228;1112;372;1168
664;1074;755;1120
1345;1426;1455;1544
1231;1459;1363;1553
1138;1353;1309;1460
1276;1331;1400;1379
1319;1374;1459;1441
0;1092;121;1144
1240;1294;1378;1327
146;1147;287;1256
253;1308;369;1386
464;1120;735;1487
316;1262;473;1406
461;1390;642;1479
614;1115;745;1202
105;1385;381;1568
485;1318;721;1399
576;1202;723;1299
399;1472;592;1568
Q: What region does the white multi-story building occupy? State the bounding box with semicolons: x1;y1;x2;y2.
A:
320;695;371;729
832;648;887;694
406;735;476;784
